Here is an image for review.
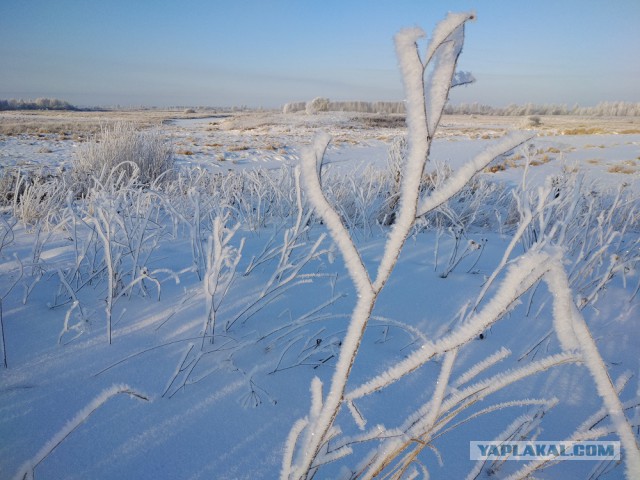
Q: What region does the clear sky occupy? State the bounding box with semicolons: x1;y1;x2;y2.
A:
1;0;638;108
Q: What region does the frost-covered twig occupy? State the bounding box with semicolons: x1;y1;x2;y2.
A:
203;214;244;346
375;349;458;479
466;401;557;480
452;346;511;389
1;254;23;368
284;9;640;478
13;384;149;480
416;132;533;218
347;249;554;401
502;373;636;479
359;355;575;479
56;268;88;344
544;262;640;478
0;214;17;254
300;133;372;295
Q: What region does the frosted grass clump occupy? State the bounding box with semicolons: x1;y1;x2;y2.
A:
72;122;174;191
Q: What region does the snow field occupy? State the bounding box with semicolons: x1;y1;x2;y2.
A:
1;13;640;479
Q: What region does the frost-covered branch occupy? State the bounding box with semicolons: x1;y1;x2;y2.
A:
203;215;244;346
423;12;474;137
359;355;574;479
416;132;533;218
13;384;149;480
1;254;23;368
502;373;637;479
544;262;640;478
301;133;372;295
347;249;555;401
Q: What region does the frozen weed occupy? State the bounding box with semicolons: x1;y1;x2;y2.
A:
71;122;174;194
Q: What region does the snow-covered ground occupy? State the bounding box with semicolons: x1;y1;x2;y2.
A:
0;110;639;479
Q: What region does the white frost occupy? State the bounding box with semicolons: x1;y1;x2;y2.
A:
300;133;372;296
545;261;640;479
416;132;533;217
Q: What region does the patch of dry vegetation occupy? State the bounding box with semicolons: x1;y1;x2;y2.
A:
357;115;406;128
608;160;639;174
0;109;219;136
607;165;635;174
227;144;251;151
561;127;609;135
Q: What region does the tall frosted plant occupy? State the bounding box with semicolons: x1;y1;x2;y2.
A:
283;12;522;478
67;163;168;344
282;12;640;480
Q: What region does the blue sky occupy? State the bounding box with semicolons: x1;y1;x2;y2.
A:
1;0;638;108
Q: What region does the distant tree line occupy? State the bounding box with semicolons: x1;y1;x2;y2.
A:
283;98;405;115
445;101;640;116
284;99;640;117
0;98;77;111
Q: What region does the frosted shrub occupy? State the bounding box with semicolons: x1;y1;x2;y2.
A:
527;115;541;127
0;169;18;206
5;170;68;227
283;102;306;114
71;122;174;193
305;97;330;115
